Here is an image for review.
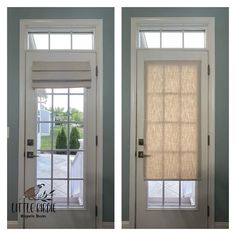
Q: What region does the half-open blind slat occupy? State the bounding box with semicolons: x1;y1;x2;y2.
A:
31;61;92;88
144;61;200;180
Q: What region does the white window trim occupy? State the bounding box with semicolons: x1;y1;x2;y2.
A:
18;19;103;228
129;17;215;228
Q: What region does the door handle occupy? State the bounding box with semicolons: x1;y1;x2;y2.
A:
27;152;39;158
138;151;151;158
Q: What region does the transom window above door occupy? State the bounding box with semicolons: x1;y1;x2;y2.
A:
28;31;94;50
139;30;205;48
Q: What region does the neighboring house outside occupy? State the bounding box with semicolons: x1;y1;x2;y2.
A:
38;109;52;135
37;104;52;150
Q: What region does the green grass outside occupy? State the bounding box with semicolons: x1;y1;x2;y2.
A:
41;125;84;150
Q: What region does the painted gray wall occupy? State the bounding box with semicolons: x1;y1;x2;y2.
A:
7;7;114;222
122;8;228;223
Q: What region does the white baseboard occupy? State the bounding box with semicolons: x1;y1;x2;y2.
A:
7;221;19;229
9;220;227;229
102;221;114;228
214;222;229;229
122;220;229;229
8;220;113;229
122;221;131;228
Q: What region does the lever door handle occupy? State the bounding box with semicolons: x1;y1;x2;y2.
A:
138;151;151;158
27;152;39;158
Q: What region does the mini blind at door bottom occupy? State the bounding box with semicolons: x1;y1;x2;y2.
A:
144;61;201;180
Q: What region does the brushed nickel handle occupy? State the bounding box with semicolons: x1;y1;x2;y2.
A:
138;151;151;158
27;152;39;158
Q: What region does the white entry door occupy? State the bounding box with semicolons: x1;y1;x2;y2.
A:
136;50;209;228
24;51;96;228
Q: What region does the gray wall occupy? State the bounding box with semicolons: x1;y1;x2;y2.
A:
122;8;228;222
7;7;114;222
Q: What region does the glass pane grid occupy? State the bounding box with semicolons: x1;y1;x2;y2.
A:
139;30;205;49
147;181;196;209
36;88;85;208
27;32;94;50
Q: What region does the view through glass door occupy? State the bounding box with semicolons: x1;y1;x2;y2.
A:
36;88;85;208
136;50;209;228
24;52;96;228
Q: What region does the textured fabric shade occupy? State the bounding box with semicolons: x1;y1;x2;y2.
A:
144;61;200;180
31;61;92;88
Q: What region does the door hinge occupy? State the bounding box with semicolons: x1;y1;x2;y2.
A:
96;135;98;146
207;205;210;217
208;135;210;146
208;64;210;76
96;65;98;77
95;205;98;217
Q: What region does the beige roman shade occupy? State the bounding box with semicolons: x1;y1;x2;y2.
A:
144;61;200;180
31;61;92;88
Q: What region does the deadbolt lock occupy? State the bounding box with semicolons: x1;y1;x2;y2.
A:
138;138;144;145
27;139;34;146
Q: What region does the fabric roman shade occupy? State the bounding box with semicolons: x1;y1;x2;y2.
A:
144;61;200;180
31;61;92;88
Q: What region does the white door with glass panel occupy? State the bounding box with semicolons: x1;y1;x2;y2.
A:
24;51;96;228
136;50;208;228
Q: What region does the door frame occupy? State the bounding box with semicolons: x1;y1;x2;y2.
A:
129;17;215;228
18;19;103;228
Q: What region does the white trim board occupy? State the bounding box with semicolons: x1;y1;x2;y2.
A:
7;220;115;229
7;221;19;229
122;221;131;229
129;17;215;228
19;19;103;229
101;222;114;229
214;222;229;229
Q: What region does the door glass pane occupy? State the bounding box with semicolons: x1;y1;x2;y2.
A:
162;31;183;48
37;179;51;193
37;123;52;150
70;95;84;120
53;152;68;178
53;180;67;207
37;91;52;151
69;125;83;150
164;181;179;207
50;33;71;50
37;94;52;122
181;181;196;207
37;151;51;178
53;125;68;150
53;94;68;123
69;180;84;207
147;181;163;208
70;152;84;178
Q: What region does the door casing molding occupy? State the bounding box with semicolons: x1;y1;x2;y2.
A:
129;17;215;228
18;19;103;228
